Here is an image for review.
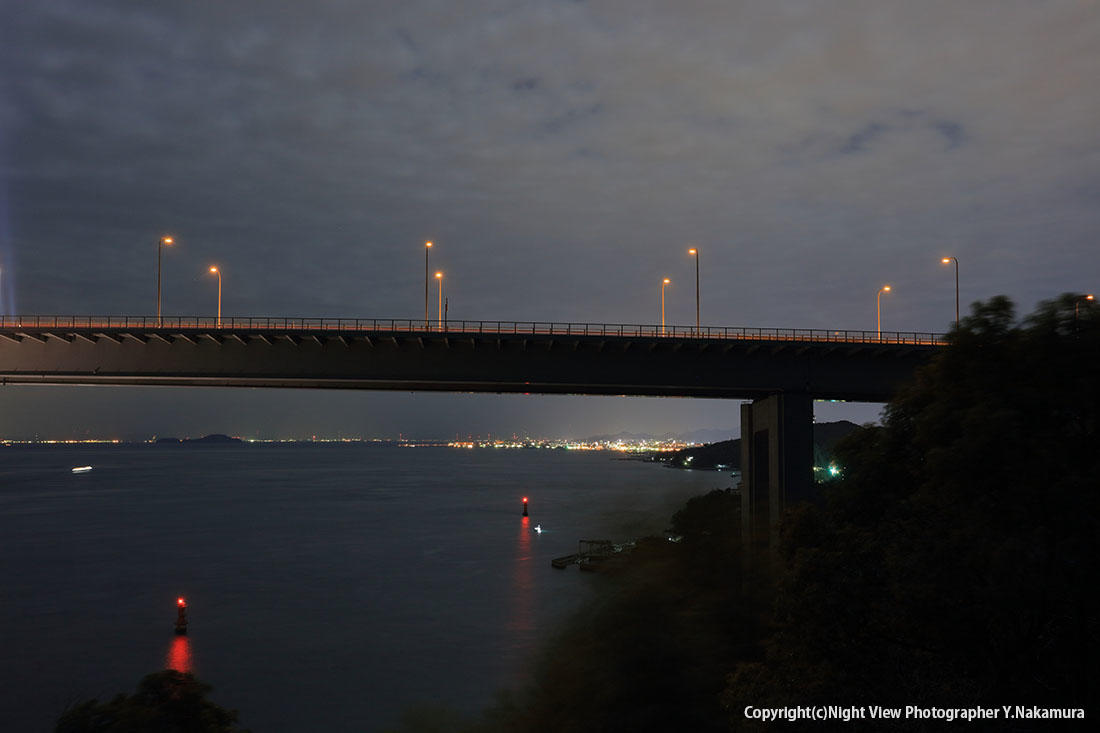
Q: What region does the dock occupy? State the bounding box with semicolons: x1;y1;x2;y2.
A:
551;539;635;571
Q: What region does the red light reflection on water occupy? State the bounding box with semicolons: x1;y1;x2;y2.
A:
508;516;535;635
166;635;193;673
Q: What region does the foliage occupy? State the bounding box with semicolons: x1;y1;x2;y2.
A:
671;488;740;541
56;671;249;733
723;295;1099;725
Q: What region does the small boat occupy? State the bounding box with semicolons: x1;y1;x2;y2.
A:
71;466;93;474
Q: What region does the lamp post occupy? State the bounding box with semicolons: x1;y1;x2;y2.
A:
876;285;892;339
660;278;671;335
941;257;959;326
424;241;433;328
157;236;174;326
208;266;222;328
1075;293;1094;330
688;248;699;333
435;271;443;330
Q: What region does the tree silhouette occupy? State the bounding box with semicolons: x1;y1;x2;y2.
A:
724;295;1098;723
56;670;249;733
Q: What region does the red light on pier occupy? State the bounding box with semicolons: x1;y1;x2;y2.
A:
175;597;189;635
523;497;528;503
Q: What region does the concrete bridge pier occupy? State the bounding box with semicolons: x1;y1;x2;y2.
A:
739;392;814;551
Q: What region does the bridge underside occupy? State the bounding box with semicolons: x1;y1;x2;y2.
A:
0;325;934;401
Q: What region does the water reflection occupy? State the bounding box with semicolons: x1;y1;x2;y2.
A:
166;635;193;673
508;516;534;635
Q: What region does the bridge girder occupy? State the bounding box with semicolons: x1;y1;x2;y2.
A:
0;325;938;402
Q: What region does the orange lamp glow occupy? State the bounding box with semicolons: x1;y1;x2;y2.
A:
688;248;697;255
426;241;432;248
162;237;173;245
209;266;218;273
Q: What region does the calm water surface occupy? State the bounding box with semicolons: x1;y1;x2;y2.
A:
0;444;726;731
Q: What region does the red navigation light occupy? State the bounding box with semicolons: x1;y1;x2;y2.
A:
177;597;186;607
523;497;528;503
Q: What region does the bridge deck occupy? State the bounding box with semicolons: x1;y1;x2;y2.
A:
0;316;946;402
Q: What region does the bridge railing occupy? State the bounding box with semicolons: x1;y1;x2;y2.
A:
0;315;947;346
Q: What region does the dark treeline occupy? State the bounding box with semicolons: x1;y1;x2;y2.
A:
56;671;248;733
58;295;1097;732
723;294;1099;723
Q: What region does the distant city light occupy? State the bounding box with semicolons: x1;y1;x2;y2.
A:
2;435;706;453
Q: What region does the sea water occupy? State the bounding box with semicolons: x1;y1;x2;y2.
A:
0;443;727;732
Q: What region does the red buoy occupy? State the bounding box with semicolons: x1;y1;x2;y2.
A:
174;597;188;635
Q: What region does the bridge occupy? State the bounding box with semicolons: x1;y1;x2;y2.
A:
0;314;945;549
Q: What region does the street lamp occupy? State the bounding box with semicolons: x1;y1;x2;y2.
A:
688;248;700;333
435;271;443;330
157;236;174;326
660;278;671;335
1074;293;1094;329
208;266;222;328
941;257;959;326
424;241;433;327
876;285;891;339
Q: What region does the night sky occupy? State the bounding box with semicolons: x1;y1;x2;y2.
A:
1;1;1097;440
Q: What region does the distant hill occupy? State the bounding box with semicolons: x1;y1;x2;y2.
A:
665;420;860;470
584;428;737;444
679;428;738;444
155;434;242;444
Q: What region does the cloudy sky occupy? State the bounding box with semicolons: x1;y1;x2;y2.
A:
1;0;1097;440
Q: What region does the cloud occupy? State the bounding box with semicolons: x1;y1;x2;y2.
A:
931;120;966;150
1;0;1098;435
839;122;890;154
